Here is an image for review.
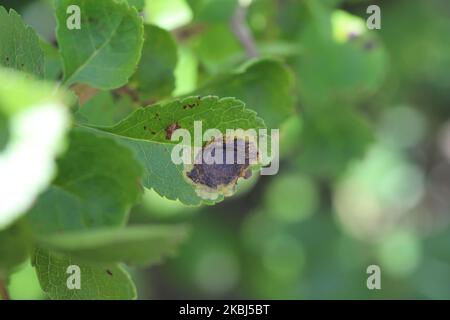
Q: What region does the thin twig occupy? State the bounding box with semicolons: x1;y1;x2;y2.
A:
0;279;10;300
230;4;258;58
172;23;206;43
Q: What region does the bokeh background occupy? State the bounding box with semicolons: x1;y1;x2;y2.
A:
3;0;450;299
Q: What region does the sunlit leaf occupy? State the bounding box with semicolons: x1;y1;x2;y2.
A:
0;70;69;230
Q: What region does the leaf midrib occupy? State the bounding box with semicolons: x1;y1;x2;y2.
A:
62;12;124;85
79;124;178;146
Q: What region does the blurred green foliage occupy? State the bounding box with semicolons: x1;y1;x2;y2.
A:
1;0;450;300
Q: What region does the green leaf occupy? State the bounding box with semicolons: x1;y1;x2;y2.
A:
195;59;296;129
298;107;373;177
295;9;387;107
0;111;9;152
55;0;144;89
26;129;143;234
87;96;265;205
36;225;188;266
0;222;31;278
100;96;265;141
0;6;44;77
131;24;178;101
40;40;62;81
76;91;136;126
193;24;242;74
120;139;202;205
0;69;70;230
33;248;136;300
127;0;145;11
187;0;237;23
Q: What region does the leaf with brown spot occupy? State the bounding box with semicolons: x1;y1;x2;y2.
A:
165;122;181;140
84;96;266;205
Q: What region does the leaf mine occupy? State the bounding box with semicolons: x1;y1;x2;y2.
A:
165;122;181;140
185;134;258;201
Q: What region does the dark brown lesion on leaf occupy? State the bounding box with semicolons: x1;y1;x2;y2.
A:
186;137;254;190
106;269;113;276
143;125;156;135
165;122;181;140
183;103;195;109
182;96;202;109
183;101;200;110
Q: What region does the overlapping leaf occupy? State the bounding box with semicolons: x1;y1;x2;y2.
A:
294;6;387;107
130;24;178;101
0;6;44;77
40;40;62;81
25;129;143;235
127;0;145;11
35;225;188;266
33;248;136;300
194;59;296;129
0;223;30;278
76;91;136;126
187;0;238;23
298;107;374;177
55;0;144;89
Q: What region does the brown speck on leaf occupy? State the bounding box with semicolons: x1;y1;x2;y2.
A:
106;270;113;276
183;97;201;109
165;122;181;140
364;41;376;51
143;126;156;135
183;103;195;109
